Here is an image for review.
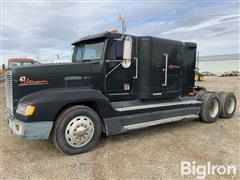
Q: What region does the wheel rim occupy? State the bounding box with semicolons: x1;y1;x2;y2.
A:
65;116;94;147
209;99;219;118
226;97;235;114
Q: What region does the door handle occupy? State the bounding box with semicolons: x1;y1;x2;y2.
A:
133;57;138;79
162;53;168;86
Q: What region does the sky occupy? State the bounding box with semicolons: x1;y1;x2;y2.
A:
1;0;239;64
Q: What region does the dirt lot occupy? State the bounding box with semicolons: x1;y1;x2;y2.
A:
0;76;239;180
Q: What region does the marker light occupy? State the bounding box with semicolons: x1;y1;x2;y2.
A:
188;92;196;96
110;28;118;33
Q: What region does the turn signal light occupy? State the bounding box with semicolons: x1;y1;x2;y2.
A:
25;105;36;116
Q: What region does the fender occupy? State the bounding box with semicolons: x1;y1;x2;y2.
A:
15;87;113;122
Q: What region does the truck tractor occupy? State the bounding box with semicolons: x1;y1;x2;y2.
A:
8;58;40;69
4;32;237;155
1;58;40;82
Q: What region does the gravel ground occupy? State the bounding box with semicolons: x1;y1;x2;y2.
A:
0;76;239;180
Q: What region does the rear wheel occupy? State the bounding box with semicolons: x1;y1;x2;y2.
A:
199;92;221;123
196;90;206;100
52;105;102;155
219;92;237;118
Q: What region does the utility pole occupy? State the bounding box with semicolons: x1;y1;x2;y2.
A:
197;51;199;69
36;56;39;62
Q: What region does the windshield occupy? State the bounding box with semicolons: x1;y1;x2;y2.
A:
72;41;105;62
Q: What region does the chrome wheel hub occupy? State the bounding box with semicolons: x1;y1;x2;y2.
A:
65;116;94;147
209;99;219;118
226;97;235;114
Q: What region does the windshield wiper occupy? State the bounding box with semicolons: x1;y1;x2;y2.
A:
82;59;92;63
82;59;100;64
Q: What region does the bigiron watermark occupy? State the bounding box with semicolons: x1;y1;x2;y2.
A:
181;161;237;179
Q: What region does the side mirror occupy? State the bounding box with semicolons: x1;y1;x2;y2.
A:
2;64;5;70
122;36;132;68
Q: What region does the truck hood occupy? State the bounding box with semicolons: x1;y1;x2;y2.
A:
11;62;101;108
13;62;93;87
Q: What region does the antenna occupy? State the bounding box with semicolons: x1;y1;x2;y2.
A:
134;8;140;34
118;15;126;39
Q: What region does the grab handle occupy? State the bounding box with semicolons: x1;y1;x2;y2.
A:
162;53;168;86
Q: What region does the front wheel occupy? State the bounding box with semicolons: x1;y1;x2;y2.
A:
52;105;102;155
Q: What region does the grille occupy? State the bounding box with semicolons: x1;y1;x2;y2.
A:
5;70;13;116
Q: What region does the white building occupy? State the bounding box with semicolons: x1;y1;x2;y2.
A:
198;54;240;73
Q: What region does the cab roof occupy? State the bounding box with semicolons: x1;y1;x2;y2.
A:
72;32;125;45
72;32;197;48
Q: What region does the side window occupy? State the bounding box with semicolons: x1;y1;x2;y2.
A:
116;41;123;59
106;40;123;60
106;40;115;59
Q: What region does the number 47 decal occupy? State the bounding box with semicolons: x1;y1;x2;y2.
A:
19;76;26;83
18;76;49;86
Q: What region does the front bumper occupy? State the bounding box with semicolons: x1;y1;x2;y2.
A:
6;114;53;140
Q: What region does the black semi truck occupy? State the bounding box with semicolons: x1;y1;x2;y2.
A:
5;32;237;155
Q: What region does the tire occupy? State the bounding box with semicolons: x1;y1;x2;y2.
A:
52;105;102;155
196;90;206;100
219;92;237;118
199;92;221;123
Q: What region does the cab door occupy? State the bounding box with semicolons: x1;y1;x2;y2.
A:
105;39;135;101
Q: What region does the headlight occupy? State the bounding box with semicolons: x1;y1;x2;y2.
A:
16;103;36;116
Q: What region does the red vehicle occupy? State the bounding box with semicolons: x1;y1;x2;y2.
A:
8;58;40;69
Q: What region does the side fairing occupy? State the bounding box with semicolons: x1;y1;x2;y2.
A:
181;43;197;96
